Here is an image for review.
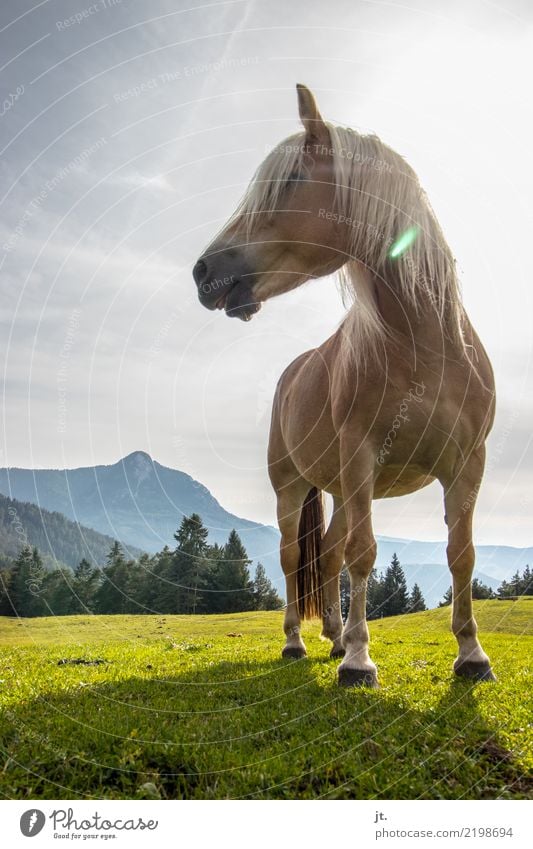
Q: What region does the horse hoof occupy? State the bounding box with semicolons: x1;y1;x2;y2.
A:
282;646;306;660
338;667;379;688
330;646;345;659
454;660;496;682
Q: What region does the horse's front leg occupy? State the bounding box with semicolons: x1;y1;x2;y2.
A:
442;449;495;681
337;458;378;687
320;497;347;658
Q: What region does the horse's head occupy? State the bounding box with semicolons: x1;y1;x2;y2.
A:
193;85;347;321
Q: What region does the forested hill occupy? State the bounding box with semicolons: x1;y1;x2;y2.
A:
0;493;142;570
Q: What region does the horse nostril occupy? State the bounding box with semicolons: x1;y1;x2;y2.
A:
193;259;208;285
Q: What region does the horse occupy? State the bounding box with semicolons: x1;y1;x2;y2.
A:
193;84;496;687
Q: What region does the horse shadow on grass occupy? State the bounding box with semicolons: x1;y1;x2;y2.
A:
1;653;530;800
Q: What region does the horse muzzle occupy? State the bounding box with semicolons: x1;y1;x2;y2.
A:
193;258;261;321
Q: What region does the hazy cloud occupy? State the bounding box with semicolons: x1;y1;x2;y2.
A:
1;0;532;545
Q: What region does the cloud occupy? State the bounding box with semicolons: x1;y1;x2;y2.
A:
107;171;174;192
1;0;531;545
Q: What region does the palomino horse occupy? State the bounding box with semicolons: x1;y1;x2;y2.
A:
193;84;496;687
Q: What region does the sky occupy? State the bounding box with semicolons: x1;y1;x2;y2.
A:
0;0;532;545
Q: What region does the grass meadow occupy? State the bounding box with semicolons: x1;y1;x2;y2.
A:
0;600;531;799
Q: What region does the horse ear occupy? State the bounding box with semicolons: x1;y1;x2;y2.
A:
296;84;329;145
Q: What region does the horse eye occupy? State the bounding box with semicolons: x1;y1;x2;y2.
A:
287;170;301;183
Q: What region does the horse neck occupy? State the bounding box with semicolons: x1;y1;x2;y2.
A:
366;265;464;358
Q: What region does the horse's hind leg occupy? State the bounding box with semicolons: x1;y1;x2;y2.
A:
275;478;312;659
320;497;347;658
442;448;495;681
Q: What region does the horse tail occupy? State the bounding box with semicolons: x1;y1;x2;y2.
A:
297;487;325;619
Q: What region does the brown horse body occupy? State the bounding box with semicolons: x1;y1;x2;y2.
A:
194;85;496;686
269;282;495;685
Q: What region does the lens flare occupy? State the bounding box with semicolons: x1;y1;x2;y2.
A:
388;226;419;259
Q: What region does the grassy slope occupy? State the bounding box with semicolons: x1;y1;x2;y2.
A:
0;600;531;800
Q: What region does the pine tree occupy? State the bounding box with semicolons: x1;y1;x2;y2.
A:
210;529;254;613
43;568;76;615
5;546;47;617
339;568;350;622
174;514;209;554
171;514;211;613
252;563;283;611
407;582;427;613
521;565;533;595
203;542;224;613
124;553;154;614
497;579;509;598
366;567;382;619
28;547;47;615
94;541;130;614
380;553;409;617
0;569;11;616
510;570;522;596
71;558;100;613
107;541;125;567
3;547;30;616
439;586;453;607
471;577;494;600
149;546;175;613
497;565;533;598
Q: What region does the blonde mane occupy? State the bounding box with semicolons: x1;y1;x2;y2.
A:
230;124;466;370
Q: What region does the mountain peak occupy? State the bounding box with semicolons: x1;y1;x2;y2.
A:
121;450;153;465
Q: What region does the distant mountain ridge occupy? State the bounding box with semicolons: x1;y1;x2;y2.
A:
372;536;533;584
0;452;530;607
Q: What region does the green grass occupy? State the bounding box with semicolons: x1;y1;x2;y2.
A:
1;600;532;800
